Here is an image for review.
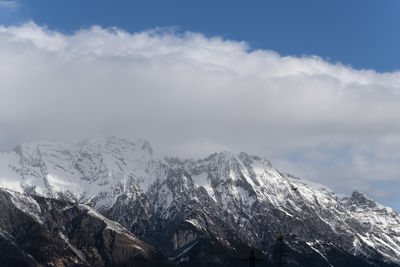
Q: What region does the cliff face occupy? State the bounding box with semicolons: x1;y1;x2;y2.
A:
0;188;174;267
0;137;399;266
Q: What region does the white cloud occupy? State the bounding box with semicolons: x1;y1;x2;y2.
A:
0;21;400;207
0;0;19;9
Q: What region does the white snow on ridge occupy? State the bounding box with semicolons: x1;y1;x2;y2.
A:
0;137;164;202
3;188;44;225
306;241;334;267
59;232;87;263
0;137;400;264
185;219;204;231
0;151;24;193
191;172;216;201
80;204;145;253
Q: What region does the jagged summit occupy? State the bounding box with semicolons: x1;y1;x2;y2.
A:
77;136;154;155
1;137;400;266
349;190;378;208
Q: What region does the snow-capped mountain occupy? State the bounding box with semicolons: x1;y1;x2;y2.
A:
0;136;399;266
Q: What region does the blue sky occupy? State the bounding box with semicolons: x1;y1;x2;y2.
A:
1;0;400;210
1;0;400;72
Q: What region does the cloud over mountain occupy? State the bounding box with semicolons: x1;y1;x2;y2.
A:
0;21;400;207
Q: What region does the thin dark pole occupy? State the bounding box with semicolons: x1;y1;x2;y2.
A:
278;234;285;267
240;249;263;267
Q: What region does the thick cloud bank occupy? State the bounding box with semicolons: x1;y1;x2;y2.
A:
1;22;400;207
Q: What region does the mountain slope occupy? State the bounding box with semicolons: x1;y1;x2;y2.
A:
0;136;399;266
0;188;174;267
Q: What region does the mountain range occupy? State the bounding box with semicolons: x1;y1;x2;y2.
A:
0;136;399;266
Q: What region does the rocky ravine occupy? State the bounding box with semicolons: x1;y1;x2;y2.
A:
0;136;399;266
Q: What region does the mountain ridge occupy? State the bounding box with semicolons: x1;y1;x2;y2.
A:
0;136;399;266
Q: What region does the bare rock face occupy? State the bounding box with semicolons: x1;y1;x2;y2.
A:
0;230;38;267
0;189;175;267
1;137;400;266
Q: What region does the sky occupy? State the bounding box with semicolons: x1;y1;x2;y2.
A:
0;0;400;210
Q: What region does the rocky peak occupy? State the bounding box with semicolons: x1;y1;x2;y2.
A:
77;136;154;155
237;151;272;168
2;138;400;266
348;190;377;208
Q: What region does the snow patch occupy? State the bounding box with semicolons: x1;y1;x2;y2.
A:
6;189;44;225
185;219;203;231
170;240;199;260
81;204;146;252
306;241;333;267
59;232;87;262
